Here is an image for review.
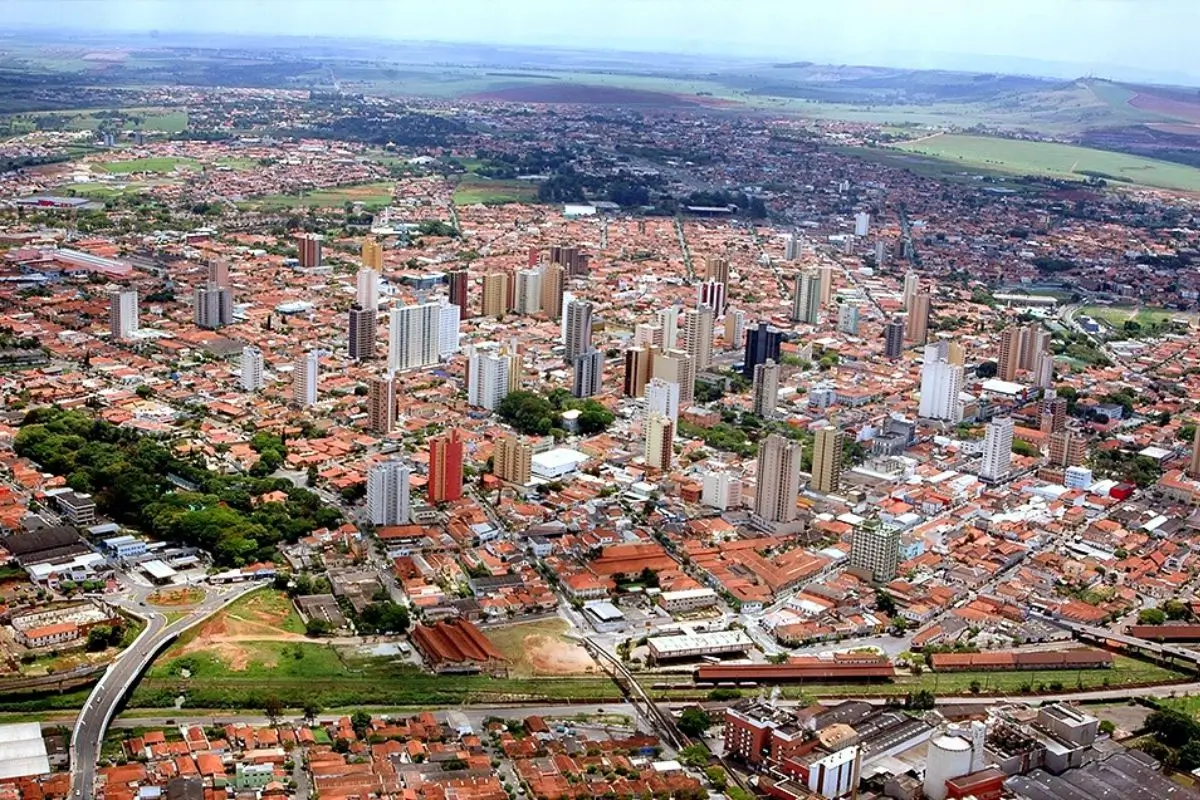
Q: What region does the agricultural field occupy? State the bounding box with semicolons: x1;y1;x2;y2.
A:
484;618;598;677
247;180;395;210
891;133;1200;192
453;175;540;206
95;156;199;174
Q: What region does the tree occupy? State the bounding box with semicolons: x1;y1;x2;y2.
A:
1138;607;1167;626
351;710;373;738
305;618;334;637
303;701;322;725
1163;599;1191;621
969;680;982;695
904;690;936;710
703;766;727;791
677;707;713;738
1146;708;1200;748
264;694;283;726
679;744;710;768
87;625;113;652
874;590;897;616
1098;719;1116;736
1179;740;1200;772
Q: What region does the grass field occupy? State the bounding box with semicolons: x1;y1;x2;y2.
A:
892;133;1200;192
96;156;198;174
1080;305;1193;331
248;181;395;209
453;175;540;206
483;618;597;677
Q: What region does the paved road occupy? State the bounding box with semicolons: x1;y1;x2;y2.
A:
71;582;261;800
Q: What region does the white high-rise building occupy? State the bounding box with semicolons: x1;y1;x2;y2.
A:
293;350;319;407
366;459;411;526
109;289;139;340
854;211;870;237
838;304;860;335
918;343;964;422
683;305;714;371
194;283;233;329
658;305;681;350
241;346;264;392
356;267;379;311
783;233;801;261
752;359;780;419
792;270;821;324
980;416;1015;482
437;298;460;358
563;299;594;363
466;346;510;411
388;302;440;373
514;268;542;315
702;470;742;510
645;377;680;425
560;291;575;343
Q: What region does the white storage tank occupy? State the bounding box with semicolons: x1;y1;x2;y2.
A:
923;732;974;800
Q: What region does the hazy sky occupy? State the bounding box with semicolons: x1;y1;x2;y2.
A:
8;0;1199;83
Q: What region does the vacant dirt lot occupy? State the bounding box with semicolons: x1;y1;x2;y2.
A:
485;619;597;676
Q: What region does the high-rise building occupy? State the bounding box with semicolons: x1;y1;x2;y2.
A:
634;322;664;350
109;288;139;340
683;305;714;372
997;325;1022;382
697;279;726;313
241;346;263;392
356;267;379;311
367;459;411;526
1190;425;1200;479
644;412;674;471
851;523;900;583
298;233;323;268
493;436;532;484
467;346;511;411
481;272;509;319
653;349;695;408
572;349;604;398
743;322;782;378
811;426;844;495
437;298;460;358
1040;396;1068;434
792;270;821;324
658;306;681;350
207;259;229;289
902;272;920;312
501;340;522;395
1034;351;1055;389
783;233;801;261
446;269;470;318
980;416;1014;482
918;343;964;422
755;434;803;524
906;293;931;344
623;345;653;398
539;263;565;320
752;359;780;419
645;378;680;424
818;265;834;307
854;211;870;238
704;256;730;286
514;268;542;315
362;238;383;271
194;283;234;329
702;470;742;510
947;341;965;367
837;304;860;336
724;308;746;351
388;302;440;373
367;375;396;435
1019;324;1051;372
563;299;594;364
1048;430;1088;468
884;318;906;360
293;351;319;407
348;304;378;361
427;429;464;503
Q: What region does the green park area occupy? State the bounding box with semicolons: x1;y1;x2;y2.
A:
453;174;540;205
1080;305;1194;335
891;134;1200;192
128;589;617;710
96;156;199;174
247;181;395;210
